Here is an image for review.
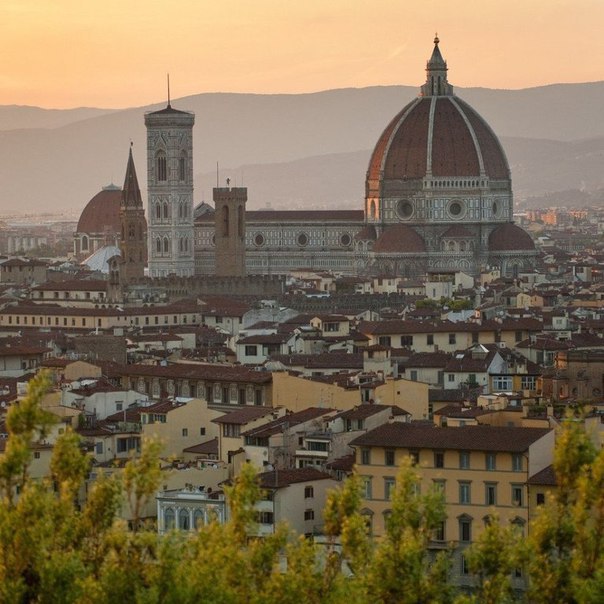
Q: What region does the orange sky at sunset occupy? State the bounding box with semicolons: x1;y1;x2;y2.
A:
1;0;602;109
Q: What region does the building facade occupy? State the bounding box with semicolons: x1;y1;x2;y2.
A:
190;37;536;278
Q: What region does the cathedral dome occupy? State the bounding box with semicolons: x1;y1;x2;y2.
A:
373;224;426;254
76;185;122;234
367;37;509;188
488;223;535;251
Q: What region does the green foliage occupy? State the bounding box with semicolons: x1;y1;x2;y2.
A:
363;458;454;604
1;374;604;603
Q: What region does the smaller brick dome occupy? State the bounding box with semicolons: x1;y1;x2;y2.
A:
354;225;377;241
488;223;535;251
373;224;426;254
77;185;122;234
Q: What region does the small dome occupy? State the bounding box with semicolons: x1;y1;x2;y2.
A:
76;186;122;234
354;225;377;241
488;223;535;251
373;224;426;254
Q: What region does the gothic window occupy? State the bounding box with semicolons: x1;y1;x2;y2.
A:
128;223;135;238
163;202;169;220
184;237;189;252
370;200;376;219
155;203;161;220
179;238;183;252
459;241;466;252
223;206;230;236
179;151;187;182
156;151;167;182
448;241;455;252
156;238;162;254
163;237;170;254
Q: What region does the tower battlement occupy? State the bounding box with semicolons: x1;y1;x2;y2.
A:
213;187;248;203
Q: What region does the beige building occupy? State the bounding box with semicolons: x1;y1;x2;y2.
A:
255;468;339;536
271;371;429;420
350;423;553;584
141;398;222;458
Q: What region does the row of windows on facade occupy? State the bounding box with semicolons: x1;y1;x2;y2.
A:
152;200;191;221
378;331;526;348
255;509;317;524
366;476;525;508
154;236;191;254
4;313;196;328
154;151;188;183
360;448;524;472
134;382;263;405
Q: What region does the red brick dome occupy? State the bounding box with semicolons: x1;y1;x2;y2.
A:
367;96;509;183
488;223;535;251
373;224;426;254
76;185;122;234
367;37;509;187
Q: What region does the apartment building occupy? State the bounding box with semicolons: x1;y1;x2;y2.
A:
350;423;554;584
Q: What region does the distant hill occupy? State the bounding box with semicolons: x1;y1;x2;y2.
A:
0;82;603;214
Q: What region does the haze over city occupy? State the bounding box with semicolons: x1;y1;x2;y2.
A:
1;0;602;109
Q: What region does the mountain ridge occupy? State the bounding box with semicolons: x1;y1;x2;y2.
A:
0;82;603;214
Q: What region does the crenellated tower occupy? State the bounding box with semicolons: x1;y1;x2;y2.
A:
213;183;247;277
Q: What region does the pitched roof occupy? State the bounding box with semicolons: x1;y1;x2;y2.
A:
212;406;275;425
350;422;551;452
258;467;334;489
241;407;336;438
183;437;219;455
528;464;557;486
335;404;410;420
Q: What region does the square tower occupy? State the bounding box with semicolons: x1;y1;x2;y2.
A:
213;186;247;277
145;104;195;277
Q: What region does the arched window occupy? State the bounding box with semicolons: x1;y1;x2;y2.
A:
128;223;135;238
370;200;377;219
81;235;89;251
178;203;183;219
223;206;230;236
163;237;170;254
163;202;169;220
156;238;162;254
178;509;190;530
184;237;189;252
459;241;466;252
193;508;204;529
155;203;161;220
179;151;187;182
156;150;167;182
448;241;455;252
164;507;175;530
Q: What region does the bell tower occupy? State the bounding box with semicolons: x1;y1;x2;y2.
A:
119;145;147;285
145;99;195;277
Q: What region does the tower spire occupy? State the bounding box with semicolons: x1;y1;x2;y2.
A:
122;145;143;208
167;73;171;109
420;35;453;97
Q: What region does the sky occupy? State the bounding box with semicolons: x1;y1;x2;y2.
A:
1;0;602;109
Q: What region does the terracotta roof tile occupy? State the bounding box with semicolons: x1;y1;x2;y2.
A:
350;422;551;452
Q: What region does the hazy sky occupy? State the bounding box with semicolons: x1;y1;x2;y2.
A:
1;0;602;109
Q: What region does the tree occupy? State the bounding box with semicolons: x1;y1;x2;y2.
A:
526;418;604;604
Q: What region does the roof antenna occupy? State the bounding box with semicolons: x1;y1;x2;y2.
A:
216;162;219;188
167;73;171;108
